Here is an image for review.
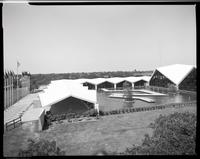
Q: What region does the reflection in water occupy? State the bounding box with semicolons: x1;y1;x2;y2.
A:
123;100;134;109
97;91;196;112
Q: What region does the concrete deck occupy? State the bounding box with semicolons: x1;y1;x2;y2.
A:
109;94;155;103
102;88;167;96
22;108;44;122
4;93;42;125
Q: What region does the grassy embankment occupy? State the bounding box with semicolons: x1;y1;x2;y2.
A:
4;104;196;156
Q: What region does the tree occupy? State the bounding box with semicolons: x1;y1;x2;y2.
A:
123;81;133;102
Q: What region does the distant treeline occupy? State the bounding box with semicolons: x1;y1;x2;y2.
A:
30;70;153;91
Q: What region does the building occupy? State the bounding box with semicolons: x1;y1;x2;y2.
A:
38;76;151;114
38;80;98;115
149;64;196;91
82;76;151;90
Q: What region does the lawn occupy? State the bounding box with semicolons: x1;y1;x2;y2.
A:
3;105;196;156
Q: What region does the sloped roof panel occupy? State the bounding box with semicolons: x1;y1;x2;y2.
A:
84;78;106;85
106;77;125;84
38;80;97;107
156;64;195;85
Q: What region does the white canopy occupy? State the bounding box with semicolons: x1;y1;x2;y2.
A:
153;64;195;85
39;80;97;107
38;75;151;108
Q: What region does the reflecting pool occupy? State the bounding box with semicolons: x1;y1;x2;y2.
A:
97;90;196;111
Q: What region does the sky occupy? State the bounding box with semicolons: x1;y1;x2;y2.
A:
3;3;196;74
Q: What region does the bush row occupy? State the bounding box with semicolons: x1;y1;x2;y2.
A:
99;101;196;117
99;105;168;116
44;109;98;127
44;102;196;128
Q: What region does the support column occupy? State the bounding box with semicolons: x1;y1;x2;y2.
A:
114;84;116;90
95;103;99;114
95;85;97;90
132;83;134;89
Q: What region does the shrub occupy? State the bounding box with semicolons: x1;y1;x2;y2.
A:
131;108;135;112
61;114;66;120
89;109;98;117
120;112;196;155
18;138;65;157
112;110;116;114
116;109;120;114
106;111;110;115
99;110;105;116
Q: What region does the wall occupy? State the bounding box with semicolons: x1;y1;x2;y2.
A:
50;97;91;115
179;68;196;91
149;70;175;88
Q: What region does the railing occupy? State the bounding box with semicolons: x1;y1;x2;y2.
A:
145;85;177;94
5;116;22;132
4;72;30;110
178;89;196;95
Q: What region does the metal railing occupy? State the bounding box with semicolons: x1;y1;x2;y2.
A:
5;116;22;132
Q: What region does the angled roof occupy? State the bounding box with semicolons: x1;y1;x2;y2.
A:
83;78;106;85
141;76;151;82
124;76;151;83
38;75;153;107
106;77;125;84
152;64;195;85
38;80;97;107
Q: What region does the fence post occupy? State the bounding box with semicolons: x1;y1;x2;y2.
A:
6;78;8;109
9;76;11;107
4;77;6;109
11;76;13;106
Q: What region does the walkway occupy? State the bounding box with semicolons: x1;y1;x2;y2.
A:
102;88;167;96
4;93;41;125
109;94;155;103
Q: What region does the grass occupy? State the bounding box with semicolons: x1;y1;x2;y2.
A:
3;105;196;156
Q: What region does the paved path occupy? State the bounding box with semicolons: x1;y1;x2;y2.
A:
4;93;41;125
102;88;167;96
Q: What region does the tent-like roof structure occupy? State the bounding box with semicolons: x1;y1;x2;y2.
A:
106;77;125;84
38;75;152;108
83;78;106;85
151;64;195;85
39;80;97;107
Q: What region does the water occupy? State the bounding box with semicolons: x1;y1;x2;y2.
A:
97;90;196;112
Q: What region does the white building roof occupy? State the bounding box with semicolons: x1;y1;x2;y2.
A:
38;80;97;107
84;78;106;85
82;76;151;85
141;76;151;82
106;77;125;84
38;75;152;108
154;64;195;85
123;76;150;83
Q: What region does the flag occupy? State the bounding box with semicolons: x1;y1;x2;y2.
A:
12;71;15;78
5;70;8;79
17;61;20;68
9;70;13;77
